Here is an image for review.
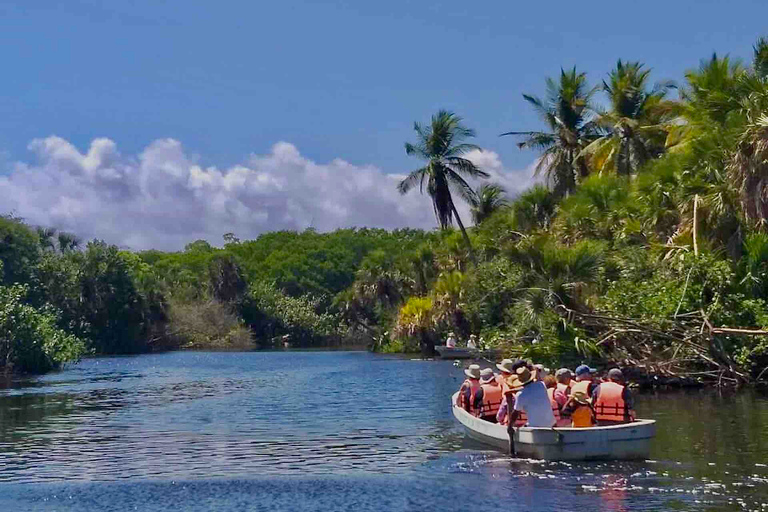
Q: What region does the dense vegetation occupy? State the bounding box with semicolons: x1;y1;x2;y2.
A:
3;38;768;385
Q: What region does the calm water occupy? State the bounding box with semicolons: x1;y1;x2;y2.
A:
0;351;766;511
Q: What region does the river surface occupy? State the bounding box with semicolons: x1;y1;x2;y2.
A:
0;351;766;511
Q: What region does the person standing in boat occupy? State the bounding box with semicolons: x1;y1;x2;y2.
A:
456;364;484;415
445;332;457;349
478;368;502;422
592;368;636;425
506;367;556;428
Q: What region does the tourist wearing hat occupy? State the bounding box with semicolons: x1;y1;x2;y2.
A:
467;334;478;350
563;390;595;428
591;368;636;425
455;364;484;416
445;332;457;349
478;368;502;422
506;366;556;429
569;364;598;399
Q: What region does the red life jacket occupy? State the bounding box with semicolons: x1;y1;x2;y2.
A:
546;387;562;423
594;381;631;423
480;381;503;418
459;379;483;415
511;392;528;427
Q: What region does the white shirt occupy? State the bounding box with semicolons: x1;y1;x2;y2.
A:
513;381;556;427
467;339;477;349
446;336;456;348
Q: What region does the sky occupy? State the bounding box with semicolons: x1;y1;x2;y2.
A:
1;0;767;250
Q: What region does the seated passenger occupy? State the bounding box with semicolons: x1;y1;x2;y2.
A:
592;368;636;425
542;375;571;426
570;364;598;397
563;391;595;428
478;368;502;422
467;334;478;350
446;332;457;348
456;364;483;416
554;368;573;426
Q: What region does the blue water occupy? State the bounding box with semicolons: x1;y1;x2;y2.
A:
0;351;766;511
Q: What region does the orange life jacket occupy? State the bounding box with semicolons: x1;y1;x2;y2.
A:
497;373;513;395
511;392;528;427
546;387;562;423
571;405;594;428
480;381;503;418
459;379;483;415
594;381;631;423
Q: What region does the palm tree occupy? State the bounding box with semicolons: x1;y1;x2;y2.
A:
468;183;509;224
57;232;81;253
398;110;489;258
511;185;558;233
36;227;57;251
502;68;599;198
582;61;676;176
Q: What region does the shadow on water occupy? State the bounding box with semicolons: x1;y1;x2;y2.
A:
0;351;765;511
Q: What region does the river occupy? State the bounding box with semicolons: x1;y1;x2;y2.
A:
0;351;766;511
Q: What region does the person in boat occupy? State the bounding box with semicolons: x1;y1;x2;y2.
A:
506;366;556;428
554;368;573;426
467;334;478;350
478;368;502;422
563;390;595;427
592;368;636;425
542;375;566;426
456;364;484;415
446;332;457;349
570;364;598;398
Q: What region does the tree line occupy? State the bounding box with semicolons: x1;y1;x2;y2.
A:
3;38;768;384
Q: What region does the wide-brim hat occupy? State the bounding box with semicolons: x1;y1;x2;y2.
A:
496;358;515;374
480;368;495;383
572;391;590;405
509;366;533;389
464;364;481;380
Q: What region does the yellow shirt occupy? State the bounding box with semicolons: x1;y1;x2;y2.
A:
571;405;594;428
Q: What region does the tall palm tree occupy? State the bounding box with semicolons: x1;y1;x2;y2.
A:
57;232;81;253
398;110;489;257
502;68;599;198
582;61;677;176
468;183;509;224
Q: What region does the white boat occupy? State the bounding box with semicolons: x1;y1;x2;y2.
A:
451;392;656;460
434;345;502;360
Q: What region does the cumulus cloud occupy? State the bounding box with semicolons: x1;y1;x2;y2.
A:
0;137;534;250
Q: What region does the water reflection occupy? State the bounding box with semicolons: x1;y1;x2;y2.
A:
0;352;766;511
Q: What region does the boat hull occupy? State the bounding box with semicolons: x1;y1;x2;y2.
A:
451;392;655;460
434;346;501;360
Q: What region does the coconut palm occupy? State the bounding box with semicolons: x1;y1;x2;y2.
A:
57;232;81;253
468;183;509;224
582;61;677;176
398;110;489;257
502;68;600;198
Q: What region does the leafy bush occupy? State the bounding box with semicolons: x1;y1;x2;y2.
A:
0;284;85;374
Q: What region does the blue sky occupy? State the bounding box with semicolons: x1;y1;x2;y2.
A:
1;0;767;249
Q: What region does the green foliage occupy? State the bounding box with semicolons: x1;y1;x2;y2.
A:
0;284;84;374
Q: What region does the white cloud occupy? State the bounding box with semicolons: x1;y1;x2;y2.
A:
0;137;534;250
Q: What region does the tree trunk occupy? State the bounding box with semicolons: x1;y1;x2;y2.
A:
450;200;476;265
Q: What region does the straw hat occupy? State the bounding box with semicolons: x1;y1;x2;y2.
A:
464;364;481;379
496;358;515;374
506;366;534;391
480;368;495;383
571;391;590;405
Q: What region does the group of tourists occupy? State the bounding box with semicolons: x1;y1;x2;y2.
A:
445;332;483;350
455;359;636;429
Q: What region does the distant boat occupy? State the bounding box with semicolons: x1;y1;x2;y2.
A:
434;345;502;360
451;392;656;460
